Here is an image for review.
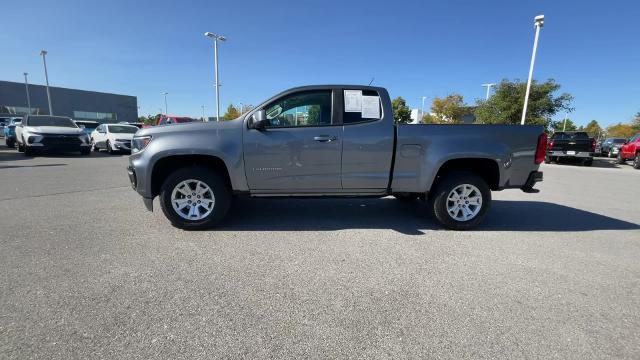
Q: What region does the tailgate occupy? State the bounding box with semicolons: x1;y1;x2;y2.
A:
549;139;592;152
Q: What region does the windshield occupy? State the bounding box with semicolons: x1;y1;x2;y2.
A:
552;132;589;140
612;138;626;144
29;117;77;128
108;125;138;134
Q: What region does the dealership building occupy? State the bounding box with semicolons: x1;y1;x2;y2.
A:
0;80;138;123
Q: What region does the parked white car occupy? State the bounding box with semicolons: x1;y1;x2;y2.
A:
15;115;91;156
90;124;139;154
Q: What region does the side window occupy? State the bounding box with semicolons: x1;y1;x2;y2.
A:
343;89;382;124
263;90;332;128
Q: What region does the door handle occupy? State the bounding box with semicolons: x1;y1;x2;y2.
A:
313;135;337;142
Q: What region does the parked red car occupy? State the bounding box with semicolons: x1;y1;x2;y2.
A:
617;133;640;169
156;115;201;126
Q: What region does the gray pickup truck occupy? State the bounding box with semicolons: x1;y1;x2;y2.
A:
127;85;546;230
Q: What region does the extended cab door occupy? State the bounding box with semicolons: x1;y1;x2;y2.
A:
243;89;342;191
339;88;395;190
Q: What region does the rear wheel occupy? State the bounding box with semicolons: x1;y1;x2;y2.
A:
633;153;640;169
428;172;491;230
160;166;231;230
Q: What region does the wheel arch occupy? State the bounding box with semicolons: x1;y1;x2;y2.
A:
431;158;501;192
150;154;232;198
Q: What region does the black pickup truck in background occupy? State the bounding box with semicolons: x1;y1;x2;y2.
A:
546;131;595;166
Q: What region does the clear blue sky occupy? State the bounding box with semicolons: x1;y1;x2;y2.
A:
2;0;638;126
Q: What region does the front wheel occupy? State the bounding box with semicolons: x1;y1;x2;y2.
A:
17;139;24;152
160;166;231;230
428;172;491;230
633;153;640;169
106;140;114;154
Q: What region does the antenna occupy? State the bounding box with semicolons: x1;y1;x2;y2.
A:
368;77;375;86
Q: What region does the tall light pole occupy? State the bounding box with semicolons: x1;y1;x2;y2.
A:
521;15;545;125
562;113;569;132
23;72;32;114
239;102;244;115
204;32;227;122
162;92;168;115
420;96;427;122
40;50;53;115
482;83;496;100
201;105;206;120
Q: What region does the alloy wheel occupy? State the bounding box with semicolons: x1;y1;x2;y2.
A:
446;184;482;221
171;179;216;220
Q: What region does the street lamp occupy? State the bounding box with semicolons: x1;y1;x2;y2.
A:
239;102;244;115
521;15;545;125
204;31;227;122
162;92;168;115
481;83;496;100
201;105;206;120
23;72;32;114
420;96;427;123
40;50;53;115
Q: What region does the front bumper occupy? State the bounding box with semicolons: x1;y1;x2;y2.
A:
113;140;132;151
547;150;593;159
127;162;153;212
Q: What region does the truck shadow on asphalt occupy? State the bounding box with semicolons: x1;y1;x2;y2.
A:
220;198;639;235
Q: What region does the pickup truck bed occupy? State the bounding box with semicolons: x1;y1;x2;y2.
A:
127;85;546;230
546;131;595;166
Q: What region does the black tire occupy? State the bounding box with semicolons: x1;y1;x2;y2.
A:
617;153;626;164
583;158;593;166
24;145;33;156
633;153;640;169
393;193;418;201
106;140;114;154
80;148;91;156
428;171;491;231
5;139;14;148
17;139;24;152
159;166;231;230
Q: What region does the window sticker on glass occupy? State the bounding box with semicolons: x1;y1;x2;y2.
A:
344;90;362;112
361;95;380;118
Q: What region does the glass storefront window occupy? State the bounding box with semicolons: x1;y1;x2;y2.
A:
73;111;117;122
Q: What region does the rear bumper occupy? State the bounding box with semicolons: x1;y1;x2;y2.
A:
521;171;543;193
547;150;593;159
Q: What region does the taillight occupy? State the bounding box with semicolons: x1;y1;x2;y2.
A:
591;138;596;152
548;141;554;149
535;133;547;164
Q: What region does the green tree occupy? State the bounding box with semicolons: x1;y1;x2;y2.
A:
222;104;241;120
474;79;573;128
391;96;412;124
551;118;577;132
606;123;636;138
138;114;160;126
632;111;640;131
583;120;602;137
429;94;465;123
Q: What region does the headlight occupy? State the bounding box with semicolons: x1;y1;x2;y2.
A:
132;136;152;153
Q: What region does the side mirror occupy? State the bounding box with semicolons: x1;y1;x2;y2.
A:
250;110;269;130
78;124;86;129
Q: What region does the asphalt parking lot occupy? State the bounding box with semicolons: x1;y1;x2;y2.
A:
1;146;639;359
